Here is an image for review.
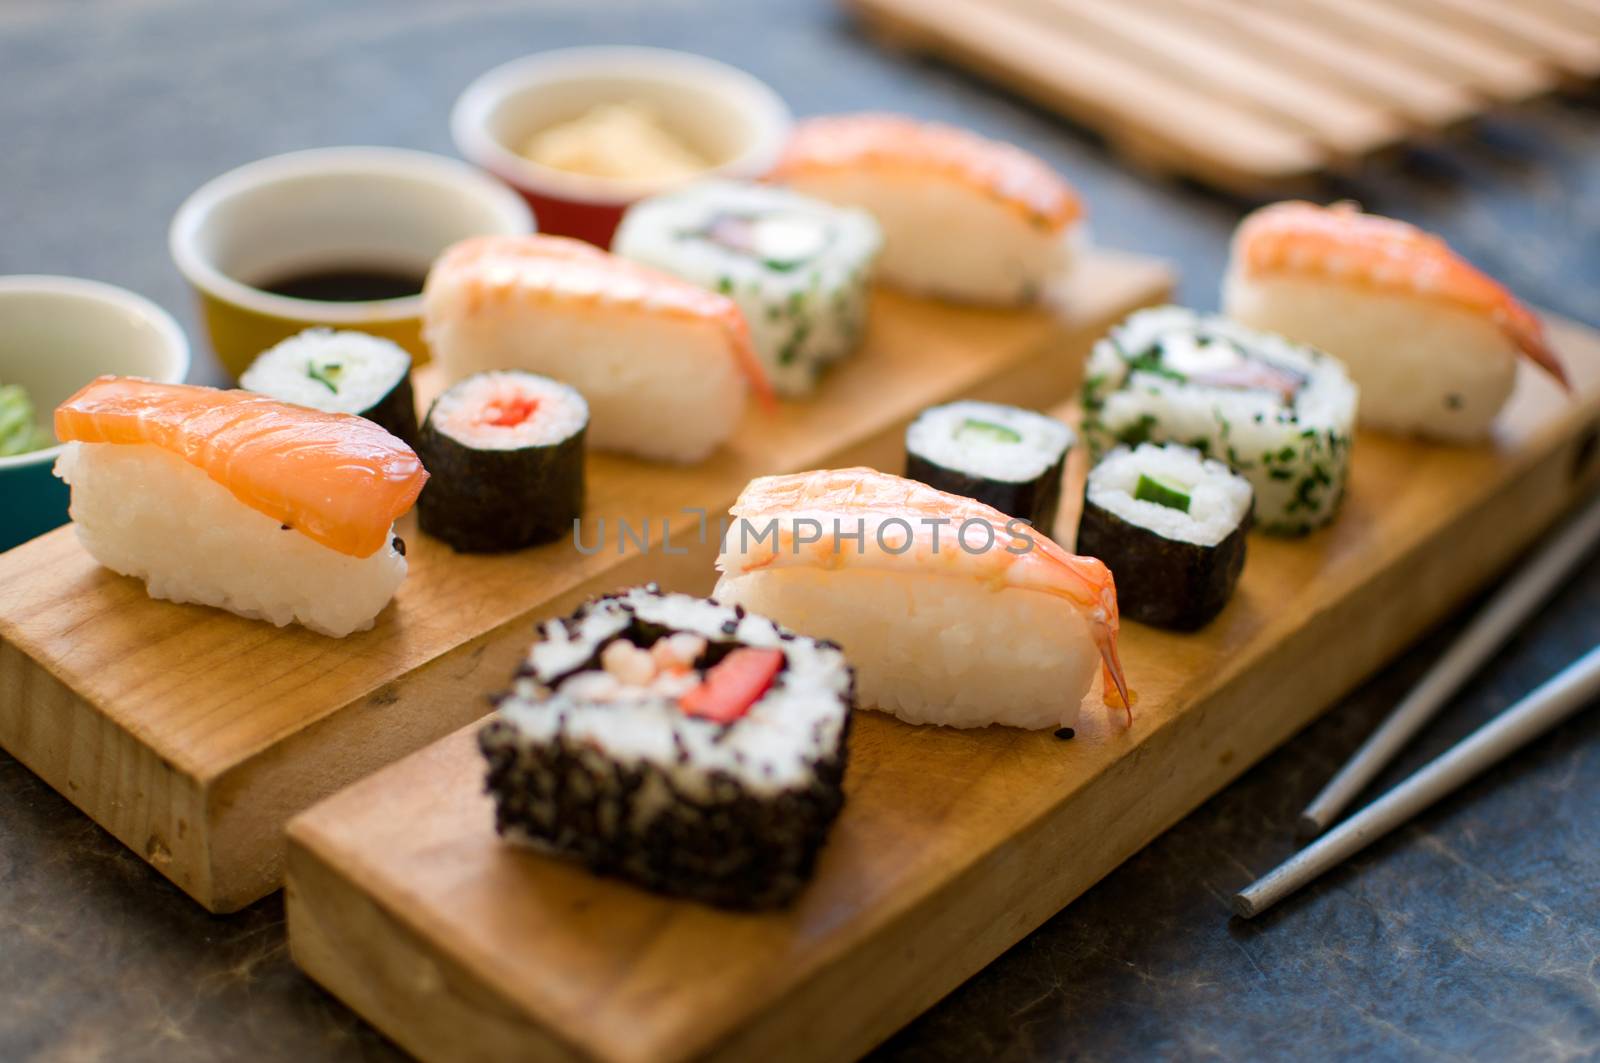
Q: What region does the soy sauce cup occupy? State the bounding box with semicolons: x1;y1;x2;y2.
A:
170;146;534;379
451;47;791;248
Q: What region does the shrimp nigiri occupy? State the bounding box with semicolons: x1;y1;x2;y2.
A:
422;234;770;464
53;376;426;637
712;467;1130;731
769;113;1084;307
1223;200;1569;442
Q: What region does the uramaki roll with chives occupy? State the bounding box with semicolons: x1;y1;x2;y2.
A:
613;180;881;398
1082;306;1357;536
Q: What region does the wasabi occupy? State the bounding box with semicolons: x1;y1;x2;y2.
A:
0;382;53;457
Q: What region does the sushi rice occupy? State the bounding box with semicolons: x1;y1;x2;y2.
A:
55;441;407;638
422;234;766;464
717;566;1098;730
1083;306;1358;536
613;181;881;397
1222;201;1568;442
712;467;1127;732
770;114;1084;307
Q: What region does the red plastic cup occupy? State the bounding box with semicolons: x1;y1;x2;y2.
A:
451;47;792;249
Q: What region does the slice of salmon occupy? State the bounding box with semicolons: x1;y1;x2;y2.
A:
55;377;427;558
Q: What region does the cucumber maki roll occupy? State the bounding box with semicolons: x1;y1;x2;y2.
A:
417;371;586;553
1078;444;1252;631
1082;306;1358;536
904;400;1074;536
613;180;882;397
240;328;418;444
479;585;855;909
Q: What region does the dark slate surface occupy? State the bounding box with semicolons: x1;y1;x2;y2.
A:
2;2;1598;1060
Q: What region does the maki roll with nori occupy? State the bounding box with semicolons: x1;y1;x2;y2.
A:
1082;306;1357;536
240;328;418;444
1078;444;1252;631
417;371;586;553
478;585;855;909
904;400;1073;536
613;180;881;397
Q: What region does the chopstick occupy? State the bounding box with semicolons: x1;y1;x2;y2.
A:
1234;642;1600;919
1298;490;1600;837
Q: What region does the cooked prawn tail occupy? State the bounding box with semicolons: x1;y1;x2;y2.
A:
733;320;778;411
1098;634;1133;727
1508;314;1571;393
1048;548;1132;726
1089;584;1132;727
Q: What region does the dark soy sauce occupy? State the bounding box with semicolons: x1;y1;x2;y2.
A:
260;265;424;302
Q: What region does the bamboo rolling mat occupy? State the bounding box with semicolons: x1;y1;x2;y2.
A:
846;0;1600;193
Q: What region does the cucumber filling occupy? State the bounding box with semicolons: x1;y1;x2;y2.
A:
1135;472;1191;512
307;360;344;394
954;418;1024;446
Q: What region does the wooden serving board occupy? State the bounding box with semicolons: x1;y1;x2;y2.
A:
0;249;1171;913
285;319;1600;1063
847;0;1600;195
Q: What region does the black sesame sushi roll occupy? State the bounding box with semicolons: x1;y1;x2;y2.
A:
478;585;855;909
1077;443;1252;631
240;328;419;444
905;400;1074;536
417;370;586;553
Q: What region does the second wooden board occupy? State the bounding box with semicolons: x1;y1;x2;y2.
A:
847;0;1600;194
0;250;1171;912
286;318;1600;1063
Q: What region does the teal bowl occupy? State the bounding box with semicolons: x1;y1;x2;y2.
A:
0;276;190;553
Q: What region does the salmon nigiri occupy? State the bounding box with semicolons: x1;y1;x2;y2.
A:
53;376;427;637
1223;200;1569;442
769;113;1085;307
713;467;1130;731
422;234;770;464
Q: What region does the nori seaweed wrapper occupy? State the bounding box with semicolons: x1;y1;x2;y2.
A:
359;371;420;448
479;712;851;909
1077;494;1252;631
417;402;585;553
905;450;1066;539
